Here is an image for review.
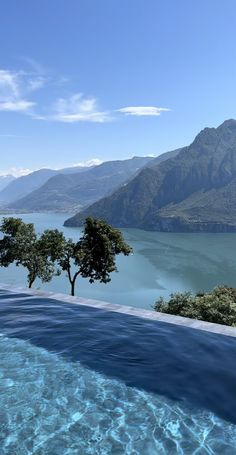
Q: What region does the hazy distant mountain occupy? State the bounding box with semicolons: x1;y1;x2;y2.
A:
0;164;96;205
0;175;15;192
65;120;236;232
8;157;154;212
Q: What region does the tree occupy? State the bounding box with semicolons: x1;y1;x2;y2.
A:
0;216;132;296
0;217;61;288
46;217;133;296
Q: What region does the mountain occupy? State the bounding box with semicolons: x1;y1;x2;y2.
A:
7;157;154;212
0;169;59;204
0;175;15;192
64;120;236;232
146;148;182;167
0;164;97;206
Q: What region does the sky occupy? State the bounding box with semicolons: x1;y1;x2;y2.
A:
0;0;236;176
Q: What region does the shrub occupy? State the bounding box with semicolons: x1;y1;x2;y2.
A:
154;286;236;326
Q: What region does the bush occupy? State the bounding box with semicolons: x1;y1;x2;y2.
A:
154;286;236;326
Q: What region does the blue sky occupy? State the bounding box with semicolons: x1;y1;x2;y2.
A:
0;0;236;175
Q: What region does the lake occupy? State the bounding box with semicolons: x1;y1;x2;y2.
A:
0;212;236;309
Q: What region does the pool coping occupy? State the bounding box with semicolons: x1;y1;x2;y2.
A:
0;282;236;338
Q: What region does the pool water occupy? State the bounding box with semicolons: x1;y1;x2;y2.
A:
0;290;236;454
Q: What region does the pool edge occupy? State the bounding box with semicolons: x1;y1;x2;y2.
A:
0;282;236;338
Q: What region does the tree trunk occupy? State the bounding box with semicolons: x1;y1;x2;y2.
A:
71;279;76;296
29;280;34;289
70;273;80;296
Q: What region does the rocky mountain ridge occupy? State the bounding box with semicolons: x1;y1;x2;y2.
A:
64;120;236;232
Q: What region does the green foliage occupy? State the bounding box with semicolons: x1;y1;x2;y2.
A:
0;217;61;288
38;229;67;262
78;217;132;283
154;286;236;326
50;217;132;295
0;216;132;296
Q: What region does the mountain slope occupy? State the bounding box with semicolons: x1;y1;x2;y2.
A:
0;164;97;205
0;175;15;192
8;157;154;211
0;169;59;204
64;120;236;232
146;147;182;167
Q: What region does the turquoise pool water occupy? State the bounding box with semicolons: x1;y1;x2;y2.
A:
1;290;236;454
1;335;236;455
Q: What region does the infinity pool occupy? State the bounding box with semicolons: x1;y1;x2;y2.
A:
0;289;236;454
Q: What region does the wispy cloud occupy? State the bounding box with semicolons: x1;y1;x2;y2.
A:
0;100;35;112
0;65;171;123
41;99;171;123
28;76;47;92
0;69;36;113
19;57;48;75
44;93;111;123
117;106;171;116
0;167;32;177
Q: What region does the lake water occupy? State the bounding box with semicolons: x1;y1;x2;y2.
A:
0;212;236;309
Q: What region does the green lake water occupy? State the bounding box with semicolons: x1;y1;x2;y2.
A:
1;212;236;309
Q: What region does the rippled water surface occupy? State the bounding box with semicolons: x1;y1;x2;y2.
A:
0;290;236;454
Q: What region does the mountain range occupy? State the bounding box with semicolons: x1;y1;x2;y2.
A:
65;119;236;232
1;155;169;212
0;164;97;206
6;148;182;212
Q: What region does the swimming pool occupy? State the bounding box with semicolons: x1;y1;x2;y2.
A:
0;288;236;454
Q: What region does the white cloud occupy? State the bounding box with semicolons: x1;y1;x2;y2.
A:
0;167;32;177
47;93;111;123
28;76;47;92
0;100;35;112
0;67;171;123
0;70;20;100
71;159;103;167
0;69;36;113
117;106;171;116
